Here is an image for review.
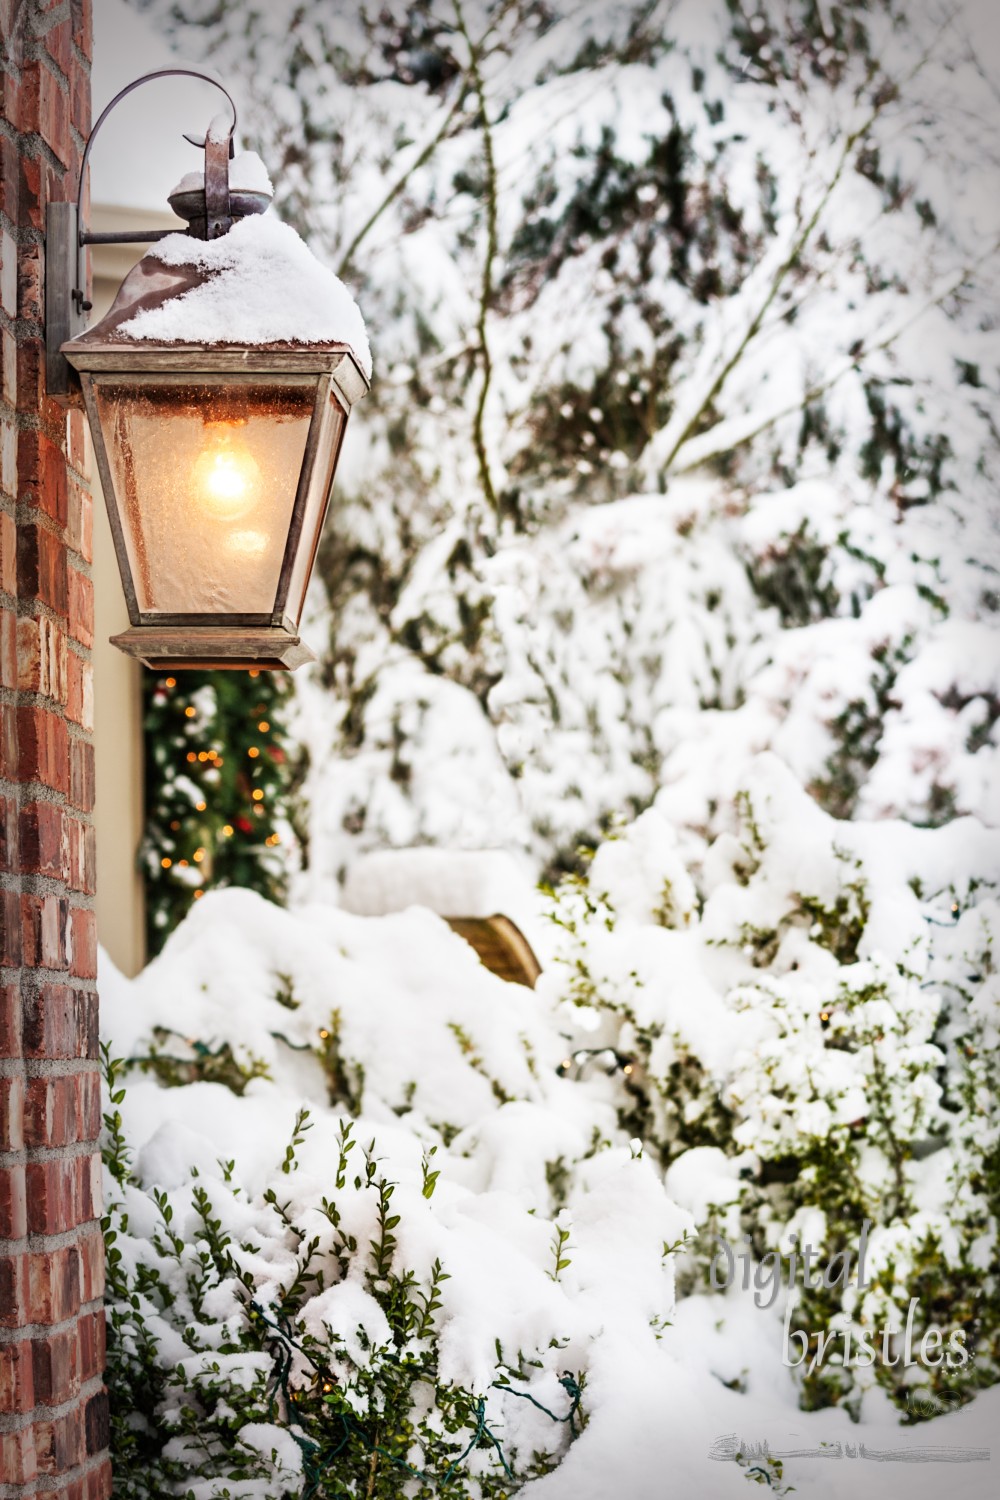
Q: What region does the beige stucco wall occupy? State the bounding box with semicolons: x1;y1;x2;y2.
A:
90;203;181;976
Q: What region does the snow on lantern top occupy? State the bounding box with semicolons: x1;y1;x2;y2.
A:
114;216;371;374
72;211;371;377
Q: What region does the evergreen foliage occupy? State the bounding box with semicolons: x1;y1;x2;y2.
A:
142;670;293;954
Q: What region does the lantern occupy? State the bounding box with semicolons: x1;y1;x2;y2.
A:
47;69;370;670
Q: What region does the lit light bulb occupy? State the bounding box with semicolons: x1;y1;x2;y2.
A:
191;421;260;520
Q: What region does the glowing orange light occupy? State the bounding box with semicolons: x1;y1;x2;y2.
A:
191;420;261;520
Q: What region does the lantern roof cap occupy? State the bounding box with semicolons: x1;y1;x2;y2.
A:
68;213;371;378
168;148;273;201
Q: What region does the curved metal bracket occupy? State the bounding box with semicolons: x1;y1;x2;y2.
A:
73;67;238;311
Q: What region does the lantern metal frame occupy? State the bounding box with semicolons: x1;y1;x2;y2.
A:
66;345;366;669
45;68;370;671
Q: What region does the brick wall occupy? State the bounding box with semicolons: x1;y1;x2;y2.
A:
0;1;110;1496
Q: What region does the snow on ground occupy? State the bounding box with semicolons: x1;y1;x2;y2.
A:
99;758;1000;1493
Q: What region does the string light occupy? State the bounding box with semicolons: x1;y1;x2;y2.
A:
194;889;204;899
147;665;291;953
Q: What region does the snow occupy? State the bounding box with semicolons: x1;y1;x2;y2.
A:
98;747;1000;1491
169;150;273;199
100;0;1000;1493
117;215;372;376
341;844;546;955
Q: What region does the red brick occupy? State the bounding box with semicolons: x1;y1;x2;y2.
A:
16;612;69;701
35;1402;86;1475
72;0;93;61
0;54;18;117
22;985;98;1059
0;702;15;777
0;790;17;871
17;520;68;612
17;704;70;793
66;649;93;729
25;1152;101;1235
85;1387;109;1458
0;1162;27;1238
21;59;73;170
16;151;48;235
78;1228;104;1305
32;1325;81;1406
0;982;21;1053
1;327;14;405
87;1457;114;1500
68;564;93;647
70;60;90;139
26;1242;81;1324
19;799;69;880
76;1308;105;1386
69;906;97;979
0;508;15;593
19;241;43;324
0;227;15;319
0;132;19;223
17;806;94;893
1;893;22;966
0;1072;25;1150
0;1251;28;1327
0;1424;38;1485
69;735;95;812
67;409;87;473
69;818;95;894
67;476;93;563
24;1070;100;1149
18;428;68;526
16;338;45;413
0;604;15;688
21;891;71;970
0;1338;34;1415
41;17;73;81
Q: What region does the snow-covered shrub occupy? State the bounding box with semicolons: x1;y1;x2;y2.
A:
134;0;1000;889
544;755;1000;1417
99;894;692;1497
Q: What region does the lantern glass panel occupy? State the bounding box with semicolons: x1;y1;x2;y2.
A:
284;385;347;624
93;376;317;615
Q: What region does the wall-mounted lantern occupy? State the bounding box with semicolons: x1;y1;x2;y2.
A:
46;70;370;670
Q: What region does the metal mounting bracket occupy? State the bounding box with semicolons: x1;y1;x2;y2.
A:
44;67;239;402
45;202;87;403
